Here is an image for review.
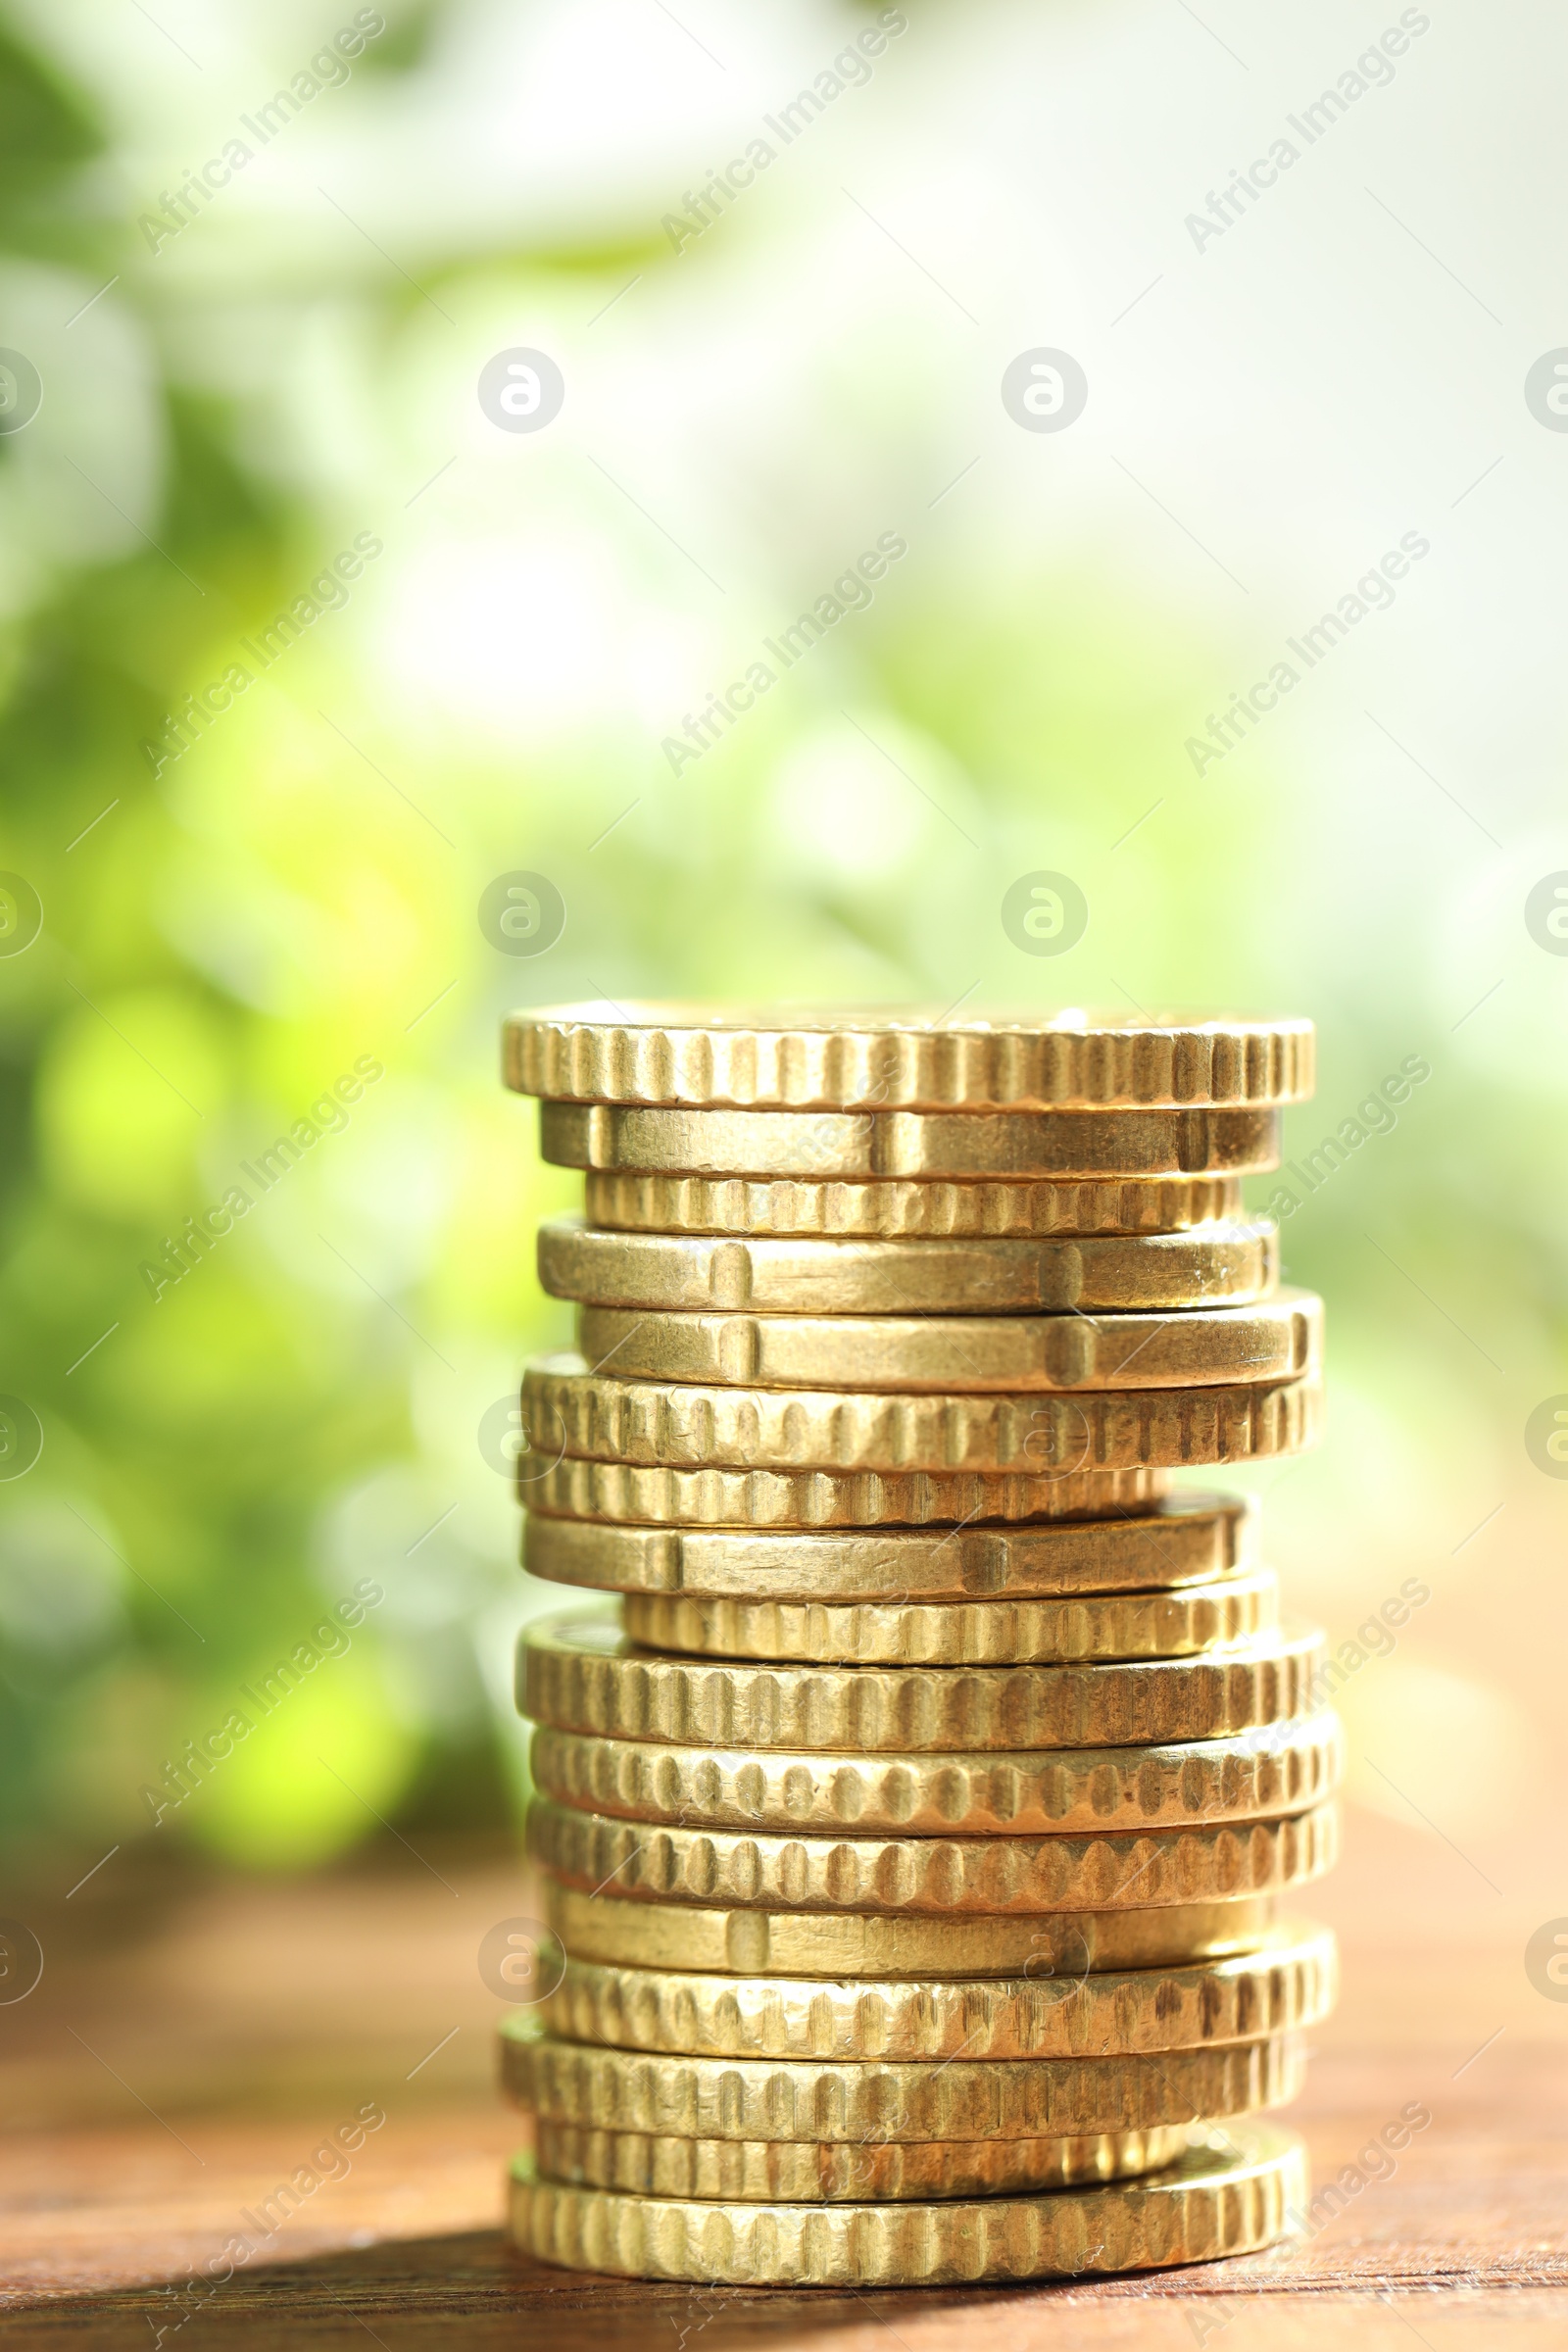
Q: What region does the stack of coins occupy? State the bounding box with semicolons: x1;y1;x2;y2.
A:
499;1005;1337;2288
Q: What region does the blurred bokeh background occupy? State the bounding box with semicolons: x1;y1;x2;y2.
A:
0;0;1563;1923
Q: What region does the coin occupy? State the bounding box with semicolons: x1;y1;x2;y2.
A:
521;1456;1175;1527
503;1004;1314;1109
540;1102;1283;1181
619;1572;1279;1665
507;2124;1306;2283
504;1000;1332;2289
521;1492;1259;1600
532;2120;1194;2200
519;1613;1326;1749
585;1170;1249;1239
574;1293;1319;1396
526;1796;1339;1913
521;1358;1322;1475
501;2024;1305;2137
541;1884;1285;1976
540;1213;1281;1314
528;1711;1342;1837
536;1923;1337;2060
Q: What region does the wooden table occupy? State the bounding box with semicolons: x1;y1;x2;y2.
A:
4;1810;1566;2346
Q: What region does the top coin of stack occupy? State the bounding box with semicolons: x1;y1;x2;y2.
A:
501;1003;1334;2289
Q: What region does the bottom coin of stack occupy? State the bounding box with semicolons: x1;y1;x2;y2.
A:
506;2127;1307;2287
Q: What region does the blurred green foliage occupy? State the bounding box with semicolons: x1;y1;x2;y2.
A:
0;0;1562;1887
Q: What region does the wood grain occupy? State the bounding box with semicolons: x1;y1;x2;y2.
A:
2;1810;1564;2346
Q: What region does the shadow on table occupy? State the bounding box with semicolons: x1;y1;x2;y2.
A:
0;2228;1110;2348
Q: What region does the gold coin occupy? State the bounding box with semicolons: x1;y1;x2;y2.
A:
573;1292;1319;1396
504;1004;1314;1109
532;2120;1193;2201
585;1169;1248;1239
536;1923;1337;2060
519;1612;1326;1749
507;2124;1307;2283
541;1883;1285;1977
540;1213;1281;1314
521;1357;1322;1476
502;2024;1304;2138
618;1572;1278;1665
540;1101;1282;1181
525;1796;1339;1914
528;1711;1342;1837
521;1491;1258;1600
521;1456;1174;1527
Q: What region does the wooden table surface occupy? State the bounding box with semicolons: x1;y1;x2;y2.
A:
4;1808;1567;2348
